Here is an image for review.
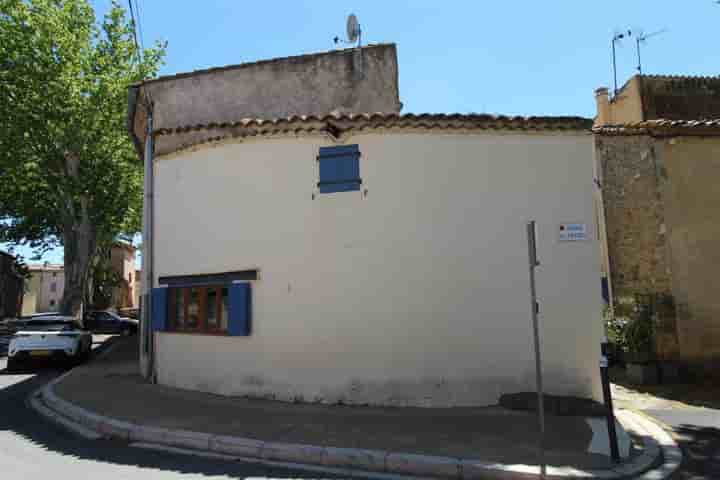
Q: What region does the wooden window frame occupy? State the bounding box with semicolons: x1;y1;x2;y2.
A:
167;284;230;336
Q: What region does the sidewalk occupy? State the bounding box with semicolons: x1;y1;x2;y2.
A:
37;336;677;478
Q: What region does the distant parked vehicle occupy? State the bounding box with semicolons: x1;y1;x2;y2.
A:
1;312;62;334
117;307;139;320
83;310;138;336
7;317;92;371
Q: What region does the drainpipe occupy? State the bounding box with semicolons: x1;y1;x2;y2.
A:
141;102;155;382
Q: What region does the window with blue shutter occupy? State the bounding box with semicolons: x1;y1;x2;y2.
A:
318;144;361;193
228;282;251;336
151;287;168;332
156;271;255;336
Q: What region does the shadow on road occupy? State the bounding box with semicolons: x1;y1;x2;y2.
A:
610;366;720;410
671;425;720;479
0;357;332;478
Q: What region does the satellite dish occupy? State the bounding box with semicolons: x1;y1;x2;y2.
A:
346;14;360;44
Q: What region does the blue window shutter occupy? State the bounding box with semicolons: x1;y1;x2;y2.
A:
151;287;168;332
318;144;361;193
228;282;251;336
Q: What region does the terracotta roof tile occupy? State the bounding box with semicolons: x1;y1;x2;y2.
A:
154;112;593;138
593;118;720;135
641;74;720;82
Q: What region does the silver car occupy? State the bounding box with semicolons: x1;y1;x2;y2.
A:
7;317;92;371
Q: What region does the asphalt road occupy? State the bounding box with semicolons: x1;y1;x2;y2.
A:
646;408;720;480
0;336;341;479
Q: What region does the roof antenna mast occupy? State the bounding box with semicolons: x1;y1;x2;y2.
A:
635;29;667;75
612;30;632;97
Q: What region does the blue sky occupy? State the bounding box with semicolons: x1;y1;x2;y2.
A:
5;0;720;264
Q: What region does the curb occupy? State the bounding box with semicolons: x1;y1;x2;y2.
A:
29;368;679;479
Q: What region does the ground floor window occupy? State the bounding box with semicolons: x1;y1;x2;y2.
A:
169;285;229;333
155;270;255;336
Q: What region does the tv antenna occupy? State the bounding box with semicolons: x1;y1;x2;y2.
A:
334;13;362;47
612;29;632;97
635;29;667;75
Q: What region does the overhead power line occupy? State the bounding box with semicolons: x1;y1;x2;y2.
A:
134;0;146;54
127;0;143;65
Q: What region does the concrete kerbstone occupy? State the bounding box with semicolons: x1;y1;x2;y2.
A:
631;414;682;480
45;389;105;429
31;366;680;480
98;418;134;440
28;396;102;440
164;429;213;451
261;442;325;465
461;460;539;480
129;425;170;444
210;435;264;458
386;452;460;479
322;447;387;472
573;469;620;479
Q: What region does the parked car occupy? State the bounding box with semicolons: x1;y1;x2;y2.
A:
1;312;62;335
83;310;138;335
117;307;139;320
7;317;92;371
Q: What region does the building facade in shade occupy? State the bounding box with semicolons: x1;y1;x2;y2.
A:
594;75;720;371
0;251;24;319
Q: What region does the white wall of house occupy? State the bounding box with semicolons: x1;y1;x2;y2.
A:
153;131;603;407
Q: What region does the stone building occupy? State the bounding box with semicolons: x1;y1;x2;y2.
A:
109;241;138;309
21;242;139;315
130;44;603;407
593;75;720;371
21;263;64;314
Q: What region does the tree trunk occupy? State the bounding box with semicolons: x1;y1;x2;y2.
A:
60;209;96;316
58;152;97;317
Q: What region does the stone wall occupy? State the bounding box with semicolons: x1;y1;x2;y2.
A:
130;44;401;157
595;135;672;295
594;134;679;359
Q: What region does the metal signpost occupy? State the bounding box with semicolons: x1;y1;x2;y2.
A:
600;355;621;463
526;221;546;478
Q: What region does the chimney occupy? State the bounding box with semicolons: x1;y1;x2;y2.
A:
594;87;610;126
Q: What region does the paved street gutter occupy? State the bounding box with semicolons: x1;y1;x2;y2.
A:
28;339;681;479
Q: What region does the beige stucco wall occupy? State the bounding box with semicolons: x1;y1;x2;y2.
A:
153;131;603;407
21;273;41;316
110;244;137;308
662;137;720;364
38;269;64;312
594;77;644;127
22;267;65;314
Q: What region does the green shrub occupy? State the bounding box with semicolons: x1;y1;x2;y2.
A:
604;296;655;354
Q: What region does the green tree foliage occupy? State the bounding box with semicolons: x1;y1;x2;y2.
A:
0;0;164;315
